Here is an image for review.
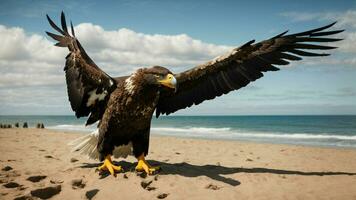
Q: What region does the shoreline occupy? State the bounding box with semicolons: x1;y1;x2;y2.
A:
47;127;356;151
1;128;356;199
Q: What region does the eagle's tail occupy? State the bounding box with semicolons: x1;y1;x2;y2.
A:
68;130;133;160
68;129;100;160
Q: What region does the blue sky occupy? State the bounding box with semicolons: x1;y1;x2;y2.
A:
0;0;356;115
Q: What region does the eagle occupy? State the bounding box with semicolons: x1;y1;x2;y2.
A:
46;12;343;176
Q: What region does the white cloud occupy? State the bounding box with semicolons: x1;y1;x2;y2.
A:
0;25;66;62
0;23;232;89
337;11;356;28
0;25;67;88
339;32;356;53
73;23;232;68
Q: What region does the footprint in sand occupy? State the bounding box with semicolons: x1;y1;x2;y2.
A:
71;179;86;189
3;181;21;188
2;166;13;171
44;155;53;159
157;193;169;199
44;155;60;161
27;175;47;183
30;185;61;199
141;180;153;189
146;186;157;191
205;183;221;190
85;189;99;200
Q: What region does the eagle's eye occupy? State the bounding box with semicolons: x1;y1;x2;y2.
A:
157;74;176;90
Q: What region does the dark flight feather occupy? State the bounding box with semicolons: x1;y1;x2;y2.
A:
289;22;337;36
46;14;65;35
271;30;289;39
310;30;344;37
70;21;75;37
60;11;68;35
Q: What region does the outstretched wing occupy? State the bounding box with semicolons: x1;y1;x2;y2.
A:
156;22;343;117
46;12;117;125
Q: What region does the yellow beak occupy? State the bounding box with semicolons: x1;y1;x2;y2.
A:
158;74;177;89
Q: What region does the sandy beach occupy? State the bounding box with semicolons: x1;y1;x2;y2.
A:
1;128;356;200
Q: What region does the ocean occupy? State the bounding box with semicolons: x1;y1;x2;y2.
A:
1;115;356;148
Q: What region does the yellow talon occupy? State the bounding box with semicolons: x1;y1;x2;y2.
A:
135;154;160;175
97;155;123;176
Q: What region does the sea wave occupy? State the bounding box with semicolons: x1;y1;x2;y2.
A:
47;124;96;132
47;124;356;147
151;127;231;134
151;127;356;141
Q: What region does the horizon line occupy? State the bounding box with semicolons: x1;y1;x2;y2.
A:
1;114;356;117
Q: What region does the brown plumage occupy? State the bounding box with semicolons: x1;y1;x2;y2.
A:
47;12;343;164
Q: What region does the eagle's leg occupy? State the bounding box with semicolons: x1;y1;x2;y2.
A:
135;153;160;175
97;154;123;176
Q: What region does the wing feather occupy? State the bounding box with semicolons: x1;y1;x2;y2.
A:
46;12;118;125
156;22;343;117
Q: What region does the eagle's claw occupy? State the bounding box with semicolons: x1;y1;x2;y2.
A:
136;154;160;175
97;155;123;176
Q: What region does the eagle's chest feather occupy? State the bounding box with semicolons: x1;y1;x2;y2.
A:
123;90;160;118
109;78;160;124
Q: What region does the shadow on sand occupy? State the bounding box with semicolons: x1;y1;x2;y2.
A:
80;160;356;186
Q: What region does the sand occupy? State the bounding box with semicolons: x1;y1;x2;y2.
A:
1;128;356;200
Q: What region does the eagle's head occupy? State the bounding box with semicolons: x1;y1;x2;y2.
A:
124;66;177;95
143;66;177;91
